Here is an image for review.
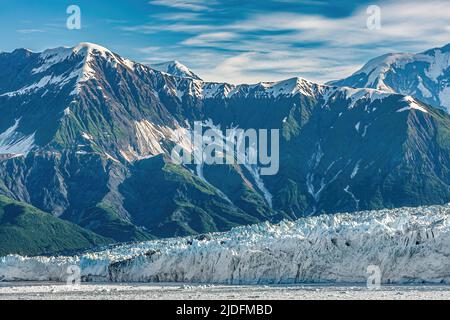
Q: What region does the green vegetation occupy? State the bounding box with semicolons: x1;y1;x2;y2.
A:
79;201;154;242
0;195;113;256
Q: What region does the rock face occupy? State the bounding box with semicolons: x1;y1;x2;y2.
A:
0;42;449;248
330;44;450;113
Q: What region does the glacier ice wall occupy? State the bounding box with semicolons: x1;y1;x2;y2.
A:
1;205;449;284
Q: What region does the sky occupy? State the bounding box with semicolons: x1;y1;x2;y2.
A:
0;0;449;84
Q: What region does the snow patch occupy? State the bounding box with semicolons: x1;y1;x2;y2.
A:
245;164;273;208
0;119;35;155
361;124;370;138
257;77;318;98
351;160;361;179
417;76;432;98
0;74;78;97
340;87;391;109
81;132;94;141
438;87;450;113
344;185;359;210
397;96;429;114
425;49;450;82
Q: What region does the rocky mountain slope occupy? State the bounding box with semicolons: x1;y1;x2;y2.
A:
0;42;449;252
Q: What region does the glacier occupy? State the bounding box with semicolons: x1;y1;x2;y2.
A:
0;205;449;284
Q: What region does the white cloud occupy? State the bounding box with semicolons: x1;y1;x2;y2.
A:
138;46;163;54
122;22;214;34
182;32;238;46
137;0;450;84
200;50;363;84
16;29;45;34
222;0;450;49
150;12;204;21
148;0;216;11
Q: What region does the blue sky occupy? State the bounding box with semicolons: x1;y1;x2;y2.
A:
1;0;449;83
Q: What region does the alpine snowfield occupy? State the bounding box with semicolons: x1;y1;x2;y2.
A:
331;44;450;113
1;205;449;284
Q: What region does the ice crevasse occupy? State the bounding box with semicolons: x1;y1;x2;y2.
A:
0;205;449;284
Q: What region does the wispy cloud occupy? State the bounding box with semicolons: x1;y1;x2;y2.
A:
138;46;163;54
150;12;204;21
16;29;46;34
135;0;450;84
148;0;216;11
181;32;238;46
272;0;330;5
199;49;364;84
122;22;213;34
226;1;450;49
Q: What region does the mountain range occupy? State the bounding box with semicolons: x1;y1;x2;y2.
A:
330;44;450;113
0;42;449;255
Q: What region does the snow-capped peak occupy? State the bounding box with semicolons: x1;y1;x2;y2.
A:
33;42;135;74
150;60;202;80
251;77;320;98
330;43;450;114
26;42;136;95
354;53;417;91
346;45;450;88
171;76;323;100
73;42;113;56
